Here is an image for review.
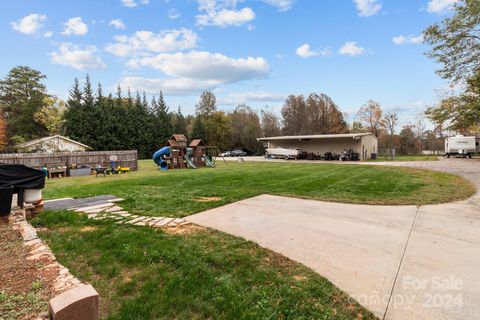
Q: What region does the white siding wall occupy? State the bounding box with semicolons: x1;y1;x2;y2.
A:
359;135;378;160
267;135;378;160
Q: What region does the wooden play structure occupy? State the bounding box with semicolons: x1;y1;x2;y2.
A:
153;134;216;170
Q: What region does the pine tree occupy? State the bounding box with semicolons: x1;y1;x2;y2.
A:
0;110;7;151
64;78;85;144
151;91;172;148
0;66;50;143
94;83;110;150
81;75;101;149
173;106;187;138
131;91;153;158
192;115;207;143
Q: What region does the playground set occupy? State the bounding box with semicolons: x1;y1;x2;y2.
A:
152;134;216;170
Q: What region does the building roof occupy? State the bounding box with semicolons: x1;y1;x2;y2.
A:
165;139;178;147
171;134;187;142
189;139;204;147
257;133;375;141
15;135;92;149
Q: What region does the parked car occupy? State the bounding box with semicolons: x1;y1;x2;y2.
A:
231;149;247;157
220;151;232;157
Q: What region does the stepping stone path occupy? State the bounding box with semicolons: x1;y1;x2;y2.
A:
58;197;192;229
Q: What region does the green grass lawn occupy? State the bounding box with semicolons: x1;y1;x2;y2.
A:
33;211;375;320
36;161;475;319
44;160;475;218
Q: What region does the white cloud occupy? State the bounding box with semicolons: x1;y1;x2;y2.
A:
168;9;181;19
196;0;255;27
105;28;198;57
121;0;149;7
123;51;269;95
339;41;365;56
219;91;287;104
121;0;137;7
262;0;295;11
353;0;382;17
109;19;126;29
127;51;269;83
50;43;106;70
392;34;424;45
118;76;218;95
295;44;330;58
62;17;88;36
11;14;47;35
43;31;53;38
427;0;459;13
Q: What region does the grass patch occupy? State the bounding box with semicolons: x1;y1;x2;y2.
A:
368;155;440;161
32;211;375;320
44;160;475;217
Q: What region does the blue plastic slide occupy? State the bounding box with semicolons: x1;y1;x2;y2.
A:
153;147;171;170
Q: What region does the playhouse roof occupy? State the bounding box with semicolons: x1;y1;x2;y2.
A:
165;139;178;147
171;134;187;142
189;139;204;147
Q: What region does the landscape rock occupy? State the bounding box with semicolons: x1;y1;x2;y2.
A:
49;284;99;320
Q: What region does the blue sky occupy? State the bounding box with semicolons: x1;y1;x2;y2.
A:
0;0;460;125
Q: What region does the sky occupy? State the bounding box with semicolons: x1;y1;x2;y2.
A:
0;0;460;125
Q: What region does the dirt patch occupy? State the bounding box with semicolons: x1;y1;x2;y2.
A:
293;275;307;281
164;224;205;235
195;196;223;202
0;221;51;320
80;226;98;232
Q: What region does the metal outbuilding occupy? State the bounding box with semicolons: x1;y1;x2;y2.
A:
257;133;378;160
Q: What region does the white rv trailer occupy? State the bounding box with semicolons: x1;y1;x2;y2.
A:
445;135;480;158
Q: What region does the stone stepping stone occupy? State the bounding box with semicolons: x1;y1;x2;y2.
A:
74;203;114;212
116;213;132;217
87;214;98;219
125;216;147;224
114;211;132;215
105;206;123;213
148;218;164;227
153;218;174;227
107;198;124;203
83;208;107;214
173;218;185;224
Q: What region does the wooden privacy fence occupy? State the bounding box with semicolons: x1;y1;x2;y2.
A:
0;150;138;170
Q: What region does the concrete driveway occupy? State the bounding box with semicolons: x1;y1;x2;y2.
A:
188;159;480;320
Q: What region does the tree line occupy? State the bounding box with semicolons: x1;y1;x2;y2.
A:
0;1;477;157
0;66;439;157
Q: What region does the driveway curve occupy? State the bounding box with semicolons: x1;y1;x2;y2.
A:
188;158;480;320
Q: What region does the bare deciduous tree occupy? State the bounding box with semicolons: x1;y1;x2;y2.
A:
260;109;281;137
384;111;398;149
356;100;386;137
